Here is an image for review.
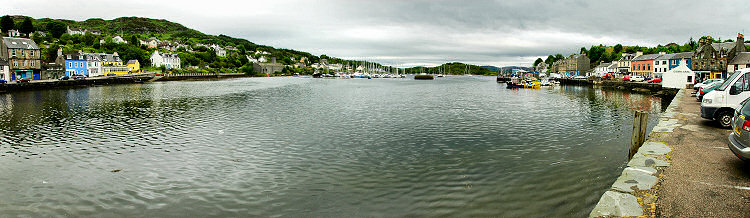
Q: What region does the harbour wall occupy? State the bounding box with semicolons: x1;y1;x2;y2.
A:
588;89;685;217
0;75;153;93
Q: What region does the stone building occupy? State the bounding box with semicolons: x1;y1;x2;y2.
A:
0;37;41;80
692;33;747;79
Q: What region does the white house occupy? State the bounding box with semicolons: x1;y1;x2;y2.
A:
83;53;103;77
258;56;268;63
150;51;181;69
211;45;226;57
728;52;750;74
662;59;694;89
112;36;127;44
0;59;9;81
7;30;20;37
653;52;672;77
246;55;258;63
594;62;611;77
66;26;86;35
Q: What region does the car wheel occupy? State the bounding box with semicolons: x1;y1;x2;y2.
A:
717;111;733;128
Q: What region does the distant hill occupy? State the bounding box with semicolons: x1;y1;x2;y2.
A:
406;62;495;75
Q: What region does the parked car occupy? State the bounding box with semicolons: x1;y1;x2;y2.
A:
695;78;724;90
72;75;86;80
701;68;750;128
623;75;630;81
647;78;662;83
16;78;31;83
574;75;587;79
630;75;645;82
0;79;6;84
58;76;69;80
602;73;615;80
728;98;750;162
696;81;724;101
107;73;116;76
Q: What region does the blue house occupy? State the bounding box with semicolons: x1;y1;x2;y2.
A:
668;52;692;70
58;51;87;77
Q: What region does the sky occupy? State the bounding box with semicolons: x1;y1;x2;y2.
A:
3;0;750;67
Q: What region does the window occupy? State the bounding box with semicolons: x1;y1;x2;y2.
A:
13;61;18;67
663;61;667;65
69;62;73;68
30;50;34;56
30;61;34;67
688;76;693;83
11;50;15;57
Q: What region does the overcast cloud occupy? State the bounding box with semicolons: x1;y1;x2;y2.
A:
3;0;750;67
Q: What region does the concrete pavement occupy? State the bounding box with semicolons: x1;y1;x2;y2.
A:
656;90;750;217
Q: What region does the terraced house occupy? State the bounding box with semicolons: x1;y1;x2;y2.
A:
692;33;747;79
0;37;41;80
631;53;661;77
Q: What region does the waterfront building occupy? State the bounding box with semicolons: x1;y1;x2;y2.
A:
692;33;747;79
247;55;259;63
0;37;41;80
668;52;692;71
662;59;694;89
727;52;750;74
535;62;548;73
631;53;662;77
83;53;103;77
253;57;283;75
127;60;140;73
150;51;181;69
97;53;127;75
0;58;9;81
616;52;640;74
563;53;590;77
551;59;566;74
42;63;64;80
594;62;611;77
654;53;674;77
58;51;87;77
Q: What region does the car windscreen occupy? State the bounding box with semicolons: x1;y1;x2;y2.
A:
717;72;743;91
706;81;723;89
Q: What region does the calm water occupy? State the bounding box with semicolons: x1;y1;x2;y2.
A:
0;76;666;217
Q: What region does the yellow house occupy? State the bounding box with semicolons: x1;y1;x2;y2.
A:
127;60;140;73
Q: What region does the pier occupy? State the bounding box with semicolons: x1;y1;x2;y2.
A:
589;89;750;217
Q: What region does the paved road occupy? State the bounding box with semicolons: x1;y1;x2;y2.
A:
657;91;750;217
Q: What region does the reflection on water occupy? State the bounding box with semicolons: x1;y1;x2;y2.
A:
0;76;665;217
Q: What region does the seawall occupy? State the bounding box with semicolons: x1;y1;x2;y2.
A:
559;79;678;97
0;75;153;93
588;89;685;217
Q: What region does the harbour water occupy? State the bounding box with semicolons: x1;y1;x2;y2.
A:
0;76;666;217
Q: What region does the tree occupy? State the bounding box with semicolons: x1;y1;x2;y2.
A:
82;32;97;46
533;58;543;67
614;44;623;53
580;47;588;55
130;35;138;46
545;55;555;65
0;16;13;33
19;17;34;34
45;20;67;38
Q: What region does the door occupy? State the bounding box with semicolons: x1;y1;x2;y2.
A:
728;73;750;107
33;73;41;80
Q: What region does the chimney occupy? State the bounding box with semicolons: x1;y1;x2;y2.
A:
636;51;644;57
271;57;277;63
737;33;746;53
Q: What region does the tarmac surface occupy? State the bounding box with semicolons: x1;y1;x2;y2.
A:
657;90;750;217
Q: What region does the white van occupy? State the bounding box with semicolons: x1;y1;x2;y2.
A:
701;69;750;128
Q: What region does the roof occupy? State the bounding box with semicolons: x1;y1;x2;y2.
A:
83;53;102;61
671;52;693;59
655;53;676;60
63;53;85;61
2;37;39;50
127;60;138;65
154;51;179;59
596;62;611;68
632;54;662;61
730;52;750;65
